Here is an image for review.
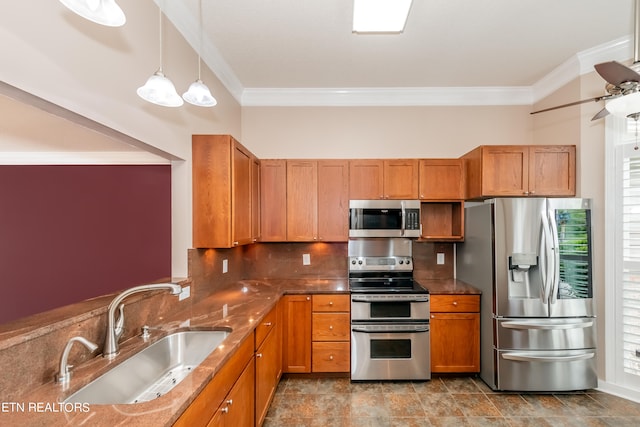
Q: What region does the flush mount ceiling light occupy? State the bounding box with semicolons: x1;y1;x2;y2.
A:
137;7;183;107
182;0;217;107
352;0;412;33
59;0;126;27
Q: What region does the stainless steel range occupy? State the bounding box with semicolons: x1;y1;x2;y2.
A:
349;238;430;381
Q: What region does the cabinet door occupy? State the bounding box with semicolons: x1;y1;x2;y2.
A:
317;160;349;241
260;160;287;241
419;159;464;200
384;159;419;199
349;160;384;199
208;358;255;427
286;161;318;241
192;135;232;248
481;146;529;196
282;295;312;373
232;143;252;246
251;156;261;242
430;312;480;373
528;145;576;196
255;323;282;426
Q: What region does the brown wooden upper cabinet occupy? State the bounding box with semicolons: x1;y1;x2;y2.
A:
462;145;576;199
192;135;258;248
286;160;349;242
260;159;287;242
418;159;464;200
349;159;419;200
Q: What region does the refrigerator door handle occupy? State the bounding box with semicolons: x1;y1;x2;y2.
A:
501;320;594;330
540;213;554;304
548;209;561;304
502;352;594;363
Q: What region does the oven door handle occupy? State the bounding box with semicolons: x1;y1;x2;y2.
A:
351;298;429;303
351;327;430;334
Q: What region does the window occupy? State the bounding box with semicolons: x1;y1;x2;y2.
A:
606;116;640;391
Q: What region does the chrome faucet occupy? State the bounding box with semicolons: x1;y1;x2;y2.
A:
103;283;182;359
57;336;98;384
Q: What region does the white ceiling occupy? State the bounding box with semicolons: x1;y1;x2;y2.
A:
1;0;636;161
166;0;636;101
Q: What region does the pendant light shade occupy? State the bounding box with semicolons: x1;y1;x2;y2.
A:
182;0;217;107
605;92;640;118
137;7;183;107
183;79;217;107
59;0;126;27
137;70;184;107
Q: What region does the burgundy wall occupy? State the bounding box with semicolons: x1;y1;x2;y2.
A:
0;165;171;324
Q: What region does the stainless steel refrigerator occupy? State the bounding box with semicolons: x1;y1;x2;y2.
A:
456;198;597;391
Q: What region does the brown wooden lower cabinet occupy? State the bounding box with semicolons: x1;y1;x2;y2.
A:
429;294;480;373
173;335;255;427
282;294;351;374
311;294;350;373
282;295;312;373
255;303;282;427
208;358;255;427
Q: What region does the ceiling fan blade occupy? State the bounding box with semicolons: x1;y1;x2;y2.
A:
530;96;608;115
591;108;610;121
594;61;640;86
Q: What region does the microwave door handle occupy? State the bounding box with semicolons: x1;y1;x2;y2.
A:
400;200;406;236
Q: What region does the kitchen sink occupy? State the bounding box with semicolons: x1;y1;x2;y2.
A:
64;327;231;404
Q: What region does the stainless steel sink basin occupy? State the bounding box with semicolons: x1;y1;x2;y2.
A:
64;328;231;404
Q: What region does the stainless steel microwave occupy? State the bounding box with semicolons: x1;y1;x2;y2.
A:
349;200;421;238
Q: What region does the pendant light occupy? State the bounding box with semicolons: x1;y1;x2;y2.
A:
182;0;217;107
59;0;126;27
137;7;183;107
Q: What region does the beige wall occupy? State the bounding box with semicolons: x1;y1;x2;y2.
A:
0;1;243;278
241;105;533;159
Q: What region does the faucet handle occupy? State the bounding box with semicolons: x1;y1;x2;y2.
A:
114;303;125;340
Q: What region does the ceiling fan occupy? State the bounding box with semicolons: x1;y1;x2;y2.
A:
531;0;640;121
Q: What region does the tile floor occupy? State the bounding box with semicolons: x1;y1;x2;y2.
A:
263;375;640;426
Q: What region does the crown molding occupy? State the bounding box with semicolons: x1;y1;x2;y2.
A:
163;2;633;107
532;36;632;103
242;86;533;107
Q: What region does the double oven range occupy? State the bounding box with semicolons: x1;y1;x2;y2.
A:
349;238;431;381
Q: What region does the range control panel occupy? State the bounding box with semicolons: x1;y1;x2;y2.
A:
348;256;413;272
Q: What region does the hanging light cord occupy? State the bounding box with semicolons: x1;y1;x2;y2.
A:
158;8;164;73
197;0;203;80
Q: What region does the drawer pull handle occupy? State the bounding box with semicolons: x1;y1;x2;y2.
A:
452;301;458;306
221;407;229;414
306;296;311;301
226;399;233;406
264;322;272;326
329;301;333;306
329;355;334;361
256;353;263;358
329;325;333;330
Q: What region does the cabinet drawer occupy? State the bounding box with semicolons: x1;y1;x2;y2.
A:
255;304;278;349
312;294;350;312
312;313;350;341
430;295;480;313
312;342;350;372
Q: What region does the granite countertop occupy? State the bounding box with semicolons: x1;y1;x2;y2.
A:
0;278;348;427
418;278;482;295
0;276;477;426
